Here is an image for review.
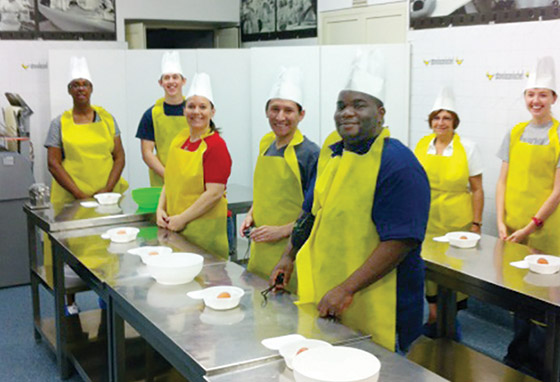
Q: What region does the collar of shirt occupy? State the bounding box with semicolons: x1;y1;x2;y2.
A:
330;136;377;157
427;137;453;157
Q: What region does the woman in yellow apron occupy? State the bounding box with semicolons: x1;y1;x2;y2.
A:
44;56;128;314
497;56;560;377
414;87;484;338
137;51;189;187
156;72;232;259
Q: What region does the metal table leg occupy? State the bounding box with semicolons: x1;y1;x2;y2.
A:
26;214;41;342
544;311;560;382
52;238;72;379
436;285;457;339
109;295;126;382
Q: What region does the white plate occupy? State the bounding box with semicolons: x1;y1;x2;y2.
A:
187;286;244;310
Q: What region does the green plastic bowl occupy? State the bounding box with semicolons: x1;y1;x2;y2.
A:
132;187;162;211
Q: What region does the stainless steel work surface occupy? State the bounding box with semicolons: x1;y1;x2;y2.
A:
110;261;368;376
23;192;149;232
422;234;560;310
50;222;226;286
209;338;449;382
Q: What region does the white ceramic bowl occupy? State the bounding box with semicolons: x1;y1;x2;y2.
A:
128;246;173;264
188;286;245;310
525;255;560;275
293;346;381;382
145;253;203;285
101;227;139;243
446;231;480;249
279;339;332;369
94;192;121;205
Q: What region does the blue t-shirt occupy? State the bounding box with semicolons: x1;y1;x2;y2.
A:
302;135;430;351
136;101;185;141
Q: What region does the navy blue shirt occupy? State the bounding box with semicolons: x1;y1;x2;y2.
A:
135;101;186;141
301;135;430;351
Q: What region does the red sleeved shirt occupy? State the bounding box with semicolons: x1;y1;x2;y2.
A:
180;132;232;185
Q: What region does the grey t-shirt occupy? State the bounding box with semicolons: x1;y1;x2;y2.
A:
44;111;120;158
497;121;560;167
264;136;320;195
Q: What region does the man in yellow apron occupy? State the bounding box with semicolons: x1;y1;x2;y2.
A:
136;51;189;186
271;50;430;352
240;67;319;287
44;56;128;314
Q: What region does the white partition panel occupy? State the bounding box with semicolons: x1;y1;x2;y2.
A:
249;46;321;177
124;50;198;190
197;49;252;187
320;44;410;145
48;49;128;180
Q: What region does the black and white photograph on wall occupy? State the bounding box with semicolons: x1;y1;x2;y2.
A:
241;0;317;42
0;0;34;32
410;0;560;30
37;0;115;33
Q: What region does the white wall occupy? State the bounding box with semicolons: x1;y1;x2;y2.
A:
408;20;560;236
0;41;125;185
115;0;240;42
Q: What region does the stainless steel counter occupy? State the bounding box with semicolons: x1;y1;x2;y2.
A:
208;338;449;382
109;260;369;381
422;234;560;382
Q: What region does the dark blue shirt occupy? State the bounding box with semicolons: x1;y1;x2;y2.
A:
135;101;185;141
302;135;430;351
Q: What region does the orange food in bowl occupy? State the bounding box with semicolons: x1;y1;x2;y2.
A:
537;258;549;265
148;251;159;256
117;230;127;235
296;347;309;356
217;292;231;299
459;236;468;240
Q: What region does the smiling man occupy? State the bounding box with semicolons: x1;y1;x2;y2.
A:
240;66;319;287
271;50;430;353
136;51;189;186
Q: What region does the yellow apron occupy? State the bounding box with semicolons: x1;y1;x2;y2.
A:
149;98;189;186
506;119;560;255
165;129;229;259
45;106;129;267
318;130;342;176
296;128;397;351
247;130;304;289
415;133;472;236
415;134;472;299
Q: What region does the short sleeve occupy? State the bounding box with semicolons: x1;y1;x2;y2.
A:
111;114;121;136
461;138;483;176
295;137;320;196
497;129;511;163
202;134;232;185
373;140;430;243
136;107;155;141
44;116;63;148
301;172;316;213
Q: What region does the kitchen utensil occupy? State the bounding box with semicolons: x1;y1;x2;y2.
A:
94;192;121;205
145;252;203;285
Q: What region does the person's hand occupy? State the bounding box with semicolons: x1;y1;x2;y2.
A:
470;224;481;234
317;285;354;318
95;186;112;194
506;227;530;244
240;214;254;237
269;255;294;290
497;221;508;240
166;214;187;232
74;190;91;200
156;208;169;228
251;225;289;243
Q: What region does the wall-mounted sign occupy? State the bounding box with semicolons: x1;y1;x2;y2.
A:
0;0;115;40
410;0;560;30
241;0;317;42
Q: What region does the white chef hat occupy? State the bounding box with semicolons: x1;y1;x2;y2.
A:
68;56;92;84
343;48;385;103
431;86;457;113
268;66;304;107
161;51;184;77
431;0;471;17
186;72;214;104
525;56;556;93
